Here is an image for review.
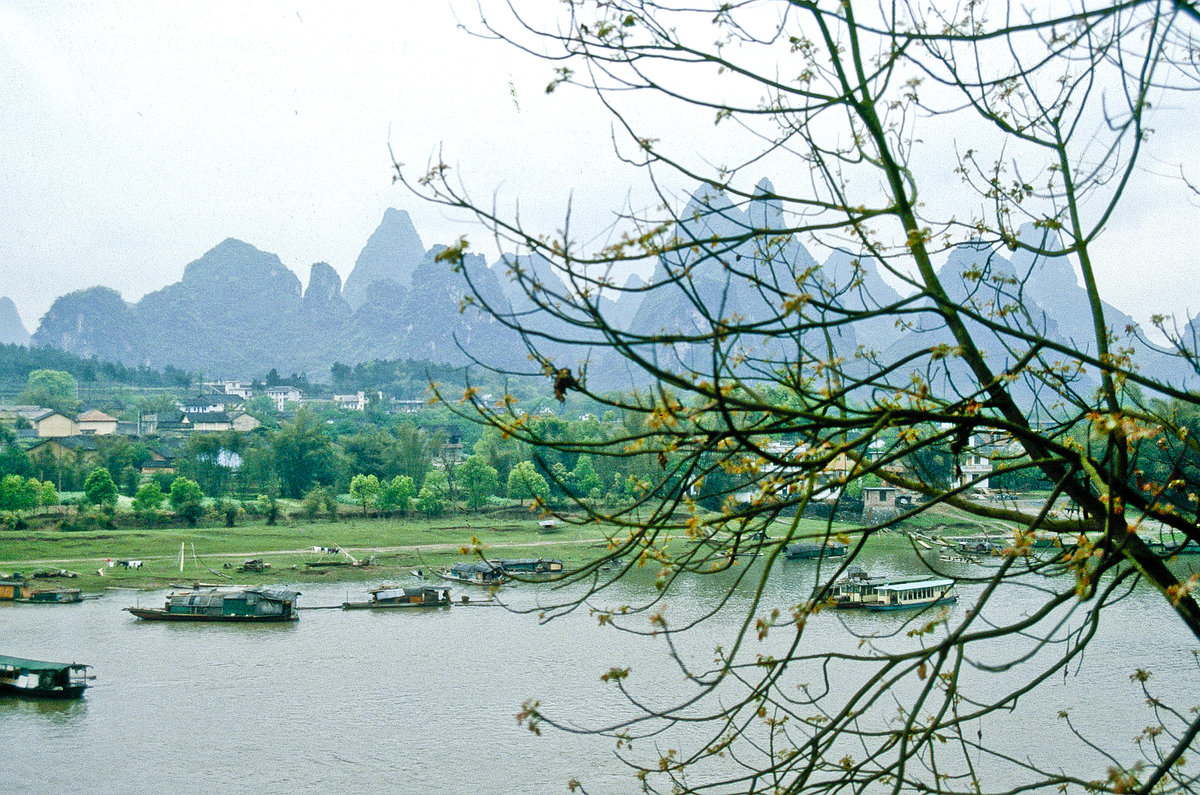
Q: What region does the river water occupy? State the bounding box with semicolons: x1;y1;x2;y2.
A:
3;551;1198;794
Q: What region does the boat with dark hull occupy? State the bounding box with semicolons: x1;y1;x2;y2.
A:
16;588;83;604
0;655;91;698
440;561;508;586
342;584;453;610
126;587;300;622
784;541;847;560
495;558;565;577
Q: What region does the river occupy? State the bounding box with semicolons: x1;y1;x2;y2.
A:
3;551;1198;794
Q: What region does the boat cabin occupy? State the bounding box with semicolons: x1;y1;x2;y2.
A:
0;581;31;600
830;567;888;608
865;578;957;611
447;562;506;584
368;585;451;606
953;536;998;554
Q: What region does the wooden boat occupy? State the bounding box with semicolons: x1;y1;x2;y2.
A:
784;541;847;560
125;586;300;622
16;588;83;604
863;578;957;611
342;585;452;610
0;655;91;698
495;558;565;576
440;561;507;585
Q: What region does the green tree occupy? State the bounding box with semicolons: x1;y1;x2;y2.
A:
348;473;381;516
457;454;499;510
132;481;165;514
414;484;443;517
19;369;79;414
301;485;337;522
506;460;549;507
392;421;433;489
39;480;58;509
0;475;39;512
378;475;416;515
168;476;205;526
570;455;603;499
83;467;118;508
271;407;335;498
401;2;1200;792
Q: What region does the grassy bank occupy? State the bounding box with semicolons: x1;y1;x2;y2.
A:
0;506;994;592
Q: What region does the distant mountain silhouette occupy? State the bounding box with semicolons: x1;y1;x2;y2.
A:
25;199;1195;390
0;297;30;346
342;208;425;311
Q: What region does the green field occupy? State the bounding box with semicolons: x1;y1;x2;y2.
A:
0;510;929;591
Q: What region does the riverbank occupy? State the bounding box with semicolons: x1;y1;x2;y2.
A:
0;511;922;591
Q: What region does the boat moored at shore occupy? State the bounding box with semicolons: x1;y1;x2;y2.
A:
16;588;83;604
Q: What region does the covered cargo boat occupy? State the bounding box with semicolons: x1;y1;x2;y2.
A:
16;588;83;604
784;541;847;560
495;558;564;576
0;655;91;698
440;561;507;585
125;587;300;622
342;585;452;610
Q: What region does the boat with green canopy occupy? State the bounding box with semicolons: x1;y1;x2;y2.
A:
0;655;91;698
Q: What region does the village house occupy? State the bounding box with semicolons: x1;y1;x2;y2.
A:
186;411;234;433
230;411;261;432
26;409;78;438
27;435;100;467
76;409;119;435
178;394;243;415
332;391;368;411
203;380;254;400
265;386;302;412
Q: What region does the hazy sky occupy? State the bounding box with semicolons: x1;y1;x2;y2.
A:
3;2;1198;335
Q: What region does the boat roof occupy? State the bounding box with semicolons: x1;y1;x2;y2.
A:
0;655;88;672
875;579;955;592
170;586;300;600
451;561;502;573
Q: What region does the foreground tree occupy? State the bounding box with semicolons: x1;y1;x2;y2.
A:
402;1;1200;792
